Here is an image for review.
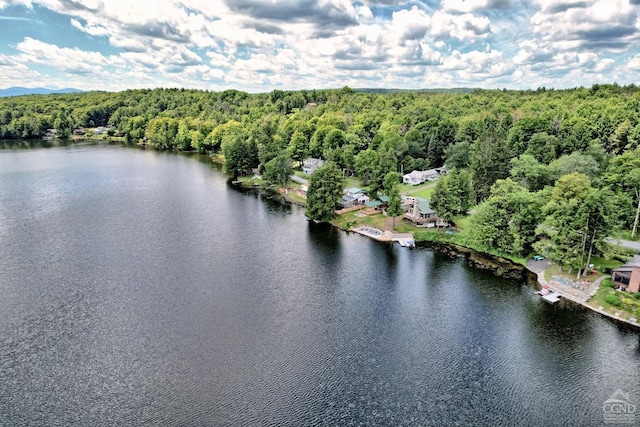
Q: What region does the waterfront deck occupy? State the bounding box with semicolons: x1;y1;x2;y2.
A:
351;226;415;248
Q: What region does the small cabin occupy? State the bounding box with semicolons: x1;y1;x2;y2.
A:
611;255;640;293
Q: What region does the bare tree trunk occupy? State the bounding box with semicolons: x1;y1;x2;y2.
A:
583;229;596;277
577;217;589;280
632;189;640;239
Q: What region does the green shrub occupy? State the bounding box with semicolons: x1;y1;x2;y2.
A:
604;294;621;307
621;297;638;307
634;293;640;301
600;279;615;288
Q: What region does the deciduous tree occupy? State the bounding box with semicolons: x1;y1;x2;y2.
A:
263;150;293;187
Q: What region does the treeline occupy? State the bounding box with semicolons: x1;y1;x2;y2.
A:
2;84;640;268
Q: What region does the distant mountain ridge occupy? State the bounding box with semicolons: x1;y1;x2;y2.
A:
0;87;83;97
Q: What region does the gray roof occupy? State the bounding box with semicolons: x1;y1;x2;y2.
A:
613;255;640;272
304;158;324;166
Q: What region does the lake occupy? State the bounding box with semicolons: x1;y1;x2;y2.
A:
0;142;638;426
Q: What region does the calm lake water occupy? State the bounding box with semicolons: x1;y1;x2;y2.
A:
0;142;638;426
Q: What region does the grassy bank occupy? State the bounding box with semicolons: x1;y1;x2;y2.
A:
331;208;529;265
589;279;640;321
331;210;387;230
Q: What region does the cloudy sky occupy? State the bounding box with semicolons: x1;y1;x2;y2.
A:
1;0;640;92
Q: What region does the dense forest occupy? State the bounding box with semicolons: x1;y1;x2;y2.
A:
2;84;640;271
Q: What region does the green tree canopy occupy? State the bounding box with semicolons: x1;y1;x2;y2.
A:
431;168;471;222
471;179;546;256
305;161;344;223
605;148;640;237
535;172;594;272
383;171;403;228
263;150;293;187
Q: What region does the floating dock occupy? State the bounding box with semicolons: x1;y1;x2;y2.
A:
537;288;561;304
351;226;415;248
398;238;415;247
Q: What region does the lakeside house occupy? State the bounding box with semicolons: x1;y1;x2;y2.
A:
402;169;440;185
43;129;57;140
338;187;370;209
302;157;324;174
611;255;640;292
363;195;386;210
404;196;449;227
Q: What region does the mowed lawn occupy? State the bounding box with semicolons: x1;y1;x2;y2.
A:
408;186;435;199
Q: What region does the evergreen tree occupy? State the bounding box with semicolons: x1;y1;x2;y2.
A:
383;172;403;228
306;162;344;223
605;148;640;237
470;129;512;203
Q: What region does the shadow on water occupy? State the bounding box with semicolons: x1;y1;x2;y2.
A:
0;138;118;150
526;298;595;344
380;241;398;268
307;220;341;253
424;249;460;285
0;139;54;149
225;181;293;216
260;192;293;215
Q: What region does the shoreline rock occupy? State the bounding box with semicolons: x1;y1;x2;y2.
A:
419;240;536;283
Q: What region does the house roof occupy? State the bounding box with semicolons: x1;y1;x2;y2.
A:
304;158;324;166
346;187;364;194
416;197;436;215
403;169;438;179
365;200;383;208
379;195;389;203
613;255;640;272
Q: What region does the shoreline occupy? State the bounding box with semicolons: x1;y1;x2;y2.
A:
179;161;640;332
534;269;640;331
8;140;638;332
243;178;640;330
163;149;640;332
342;221;640;331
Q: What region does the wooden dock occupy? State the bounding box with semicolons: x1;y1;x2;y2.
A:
537;288;561;303
351;227;415;248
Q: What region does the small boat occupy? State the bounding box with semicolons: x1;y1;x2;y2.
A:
537;288;561;304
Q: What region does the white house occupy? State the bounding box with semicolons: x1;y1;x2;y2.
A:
402;169;439;185
302;157;325;174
